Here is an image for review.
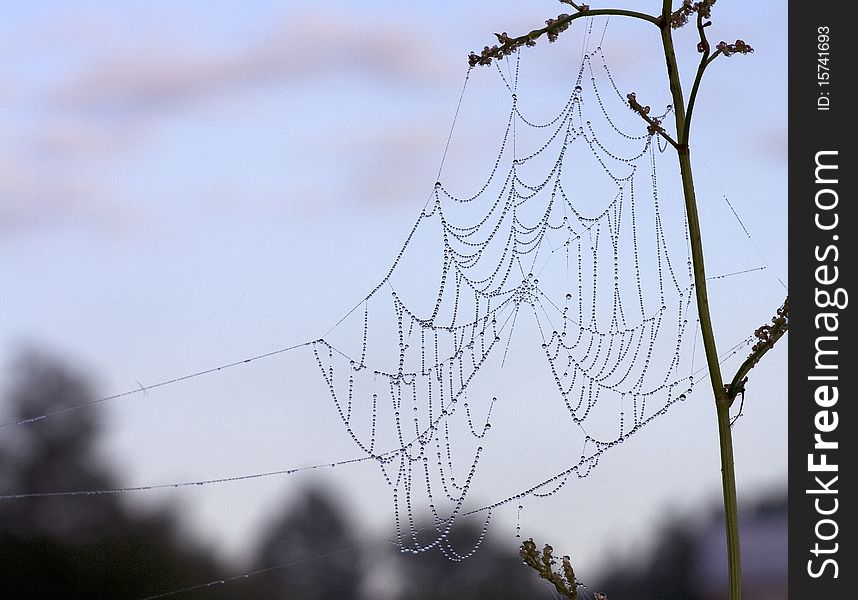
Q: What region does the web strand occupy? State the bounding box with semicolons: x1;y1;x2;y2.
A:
0;455;373;501
309;46;696;554
0;342;313;429
5;42;708;563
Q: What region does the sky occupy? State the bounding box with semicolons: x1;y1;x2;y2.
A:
2;0;787;587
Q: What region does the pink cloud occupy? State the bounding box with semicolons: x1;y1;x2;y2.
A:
17;117;146;160
4;9;461;233
53;12;454;118
351;125;449;205
756;126;787;163
0;153;136;233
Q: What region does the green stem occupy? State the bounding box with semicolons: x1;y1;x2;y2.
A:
477;5;757;598
659;7;742;599
685;11;723;143
726;298;789;402
716;397;742;600
684;51;713;141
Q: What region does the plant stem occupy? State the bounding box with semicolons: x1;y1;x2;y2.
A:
658;5;742;599
716;393;742;600
475;5;760;597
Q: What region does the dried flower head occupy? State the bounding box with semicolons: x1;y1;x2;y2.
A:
716;39;754;56
546;14;572;43
671;0;717;29
520;537;582;599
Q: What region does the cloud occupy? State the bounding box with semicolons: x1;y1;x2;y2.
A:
0;110;152;233
756;126;787;163
4;8;460;233
325;122;450;207
0;153;136;233
52;11;454;119
17;117;146;161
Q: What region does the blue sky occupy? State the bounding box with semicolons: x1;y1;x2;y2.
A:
2;0;787;584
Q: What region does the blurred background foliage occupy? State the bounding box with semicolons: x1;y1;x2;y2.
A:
0;349;784;598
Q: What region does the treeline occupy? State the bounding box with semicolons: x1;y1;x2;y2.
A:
0;350;542;599
0;350;785;599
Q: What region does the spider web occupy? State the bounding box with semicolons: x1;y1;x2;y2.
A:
311;45;697;558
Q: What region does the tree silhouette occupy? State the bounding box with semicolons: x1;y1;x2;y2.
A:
248;483;363;599
0;348;229;599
